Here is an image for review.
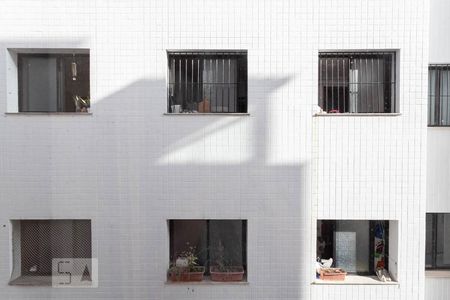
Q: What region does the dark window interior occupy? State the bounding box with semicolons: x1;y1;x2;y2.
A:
18;53;90;112
167;51;247;113
428;65;450;126
426;213;450;269
319;52;396;113
19;220;91;276
317;220;389;275
169;220;247;275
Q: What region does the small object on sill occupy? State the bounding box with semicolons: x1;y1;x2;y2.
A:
328;109;340;114
319;268;347;281
376;268;392;282
198;98;210;113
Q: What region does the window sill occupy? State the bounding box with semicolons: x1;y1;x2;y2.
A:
312;275;399;286
165;277;248;286
313;113;401;117
5;112;92;116
425;270;450;278
9;275;52;286
163;113;250;116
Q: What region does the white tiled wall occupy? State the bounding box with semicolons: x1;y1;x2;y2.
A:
0;0;429;299
426;0;450;298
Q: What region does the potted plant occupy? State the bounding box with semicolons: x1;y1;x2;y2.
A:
209;241;245;282
73;95;90;112
168;244;205;282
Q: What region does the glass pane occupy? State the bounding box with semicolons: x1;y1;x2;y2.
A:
19;56;58;112
19;220;91;276
436;214;450;268
334;220;370;273
426;214;434;268
169;220;208;267
429;69;436;125
62;55;90;112
209;220;246;269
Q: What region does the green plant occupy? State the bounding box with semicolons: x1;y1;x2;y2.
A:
178;243;199;271
214;240;235;272
168;243;202;276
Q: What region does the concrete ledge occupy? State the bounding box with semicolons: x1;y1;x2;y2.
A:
163;113;250;116
312;275;399;286
425;270;450;278
5;112;93;116
313;113;401;117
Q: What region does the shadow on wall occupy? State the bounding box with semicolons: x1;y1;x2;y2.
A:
1;67;309;297
91;76;308;297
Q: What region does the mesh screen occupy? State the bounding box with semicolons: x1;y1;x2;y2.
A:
18;220;91;276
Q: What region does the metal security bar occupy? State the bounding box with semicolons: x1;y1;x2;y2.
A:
429;65;450;126
319;52;397;113
14;220;92;277
167;51;247;113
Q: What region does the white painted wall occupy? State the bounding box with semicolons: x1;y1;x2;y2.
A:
0;0;428;299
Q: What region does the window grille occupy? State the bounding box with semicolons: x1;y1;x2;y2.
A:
318;51;397;113
10;220;92;285
429;65;450;126
167;51;247;113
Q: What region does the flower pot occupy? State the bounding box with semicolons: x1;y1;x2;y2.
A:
169;266;205;282
319;268;347;281
210;266;245;282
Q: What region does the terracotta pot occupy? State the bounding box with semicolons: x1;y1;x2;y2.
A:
210;266;245;282
319;268;347;281
169;266;205;282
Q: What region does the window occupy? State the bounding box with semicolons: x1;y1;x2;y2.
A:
317;220;398;282
169;220;247;281
167;51;247;113
428;65;450;126
318;51;397;113
10;219;92;285
426;213;450;269
18;52;90;112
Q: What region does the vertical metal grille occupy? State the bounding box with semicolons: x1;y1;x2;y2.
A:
318;52;396;113
429;65;450;126
167;51;247;113
16;220;91;276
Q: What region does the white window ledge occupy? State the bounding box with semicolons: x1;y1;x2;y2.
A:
313;113;401;117
165;277;249;286
312;275;399;286
163;113;250;116
9;275;52;286
425;270;450;278
5;112;92;116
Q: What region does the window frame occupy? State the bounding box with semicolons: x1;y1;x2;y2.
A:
166;50;248;114
426;213;450;270
317;220;390;275
428;65;450;126
6;49;90;114
9;219;93;286
168;219;247;277
318;51;398;114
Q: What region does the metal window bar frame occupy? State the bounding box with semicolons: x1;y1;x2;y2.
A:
429;65;450;126
168;219;248;276
167;50;247;113
425;213;450;270
318;51;397;113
